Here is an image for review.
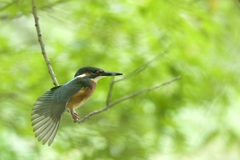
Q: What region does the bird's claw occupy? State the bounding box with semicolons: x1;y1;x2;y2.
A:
71;111;81;123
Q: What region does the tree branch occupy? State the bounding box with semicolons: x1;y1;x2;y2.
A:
76;76;181;123
31;0;59;86
109;76;181;107
115;44;173;83
106;77;115;106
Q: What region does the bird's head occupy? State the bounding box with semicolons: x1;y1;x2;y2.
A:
74;66;122;82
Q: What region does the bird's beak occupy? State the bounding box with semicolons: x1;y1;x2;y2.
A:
101;71;123;76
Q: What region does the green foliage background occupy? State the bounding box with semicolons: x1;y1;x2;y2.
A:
0;0;240;159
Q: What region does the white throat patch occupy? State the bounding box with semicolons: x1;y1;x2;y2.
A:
91;76;105;83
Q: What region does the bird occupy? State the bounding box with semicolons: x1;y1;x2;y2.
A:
31;66;122;146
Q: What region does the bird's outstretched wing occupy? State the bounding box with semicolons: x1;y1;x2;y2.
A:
31;88;66;146
31;77;92;146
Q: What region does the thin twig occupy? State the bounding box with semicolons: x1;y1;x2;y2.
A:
77;76;181;123
106;77;115;106
115;45;173;83
31;0;59;86
110;76;181;106
1;0;66;20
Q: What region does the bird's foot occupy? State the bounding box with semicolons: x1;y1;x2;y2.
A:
70;111;81;123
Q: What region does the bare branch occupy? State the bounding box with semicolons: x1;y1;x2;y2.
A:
115;45;173;83
110;76;181;106
106;77;115;106
1;0;67;20
31;0;59;86
76;76;181;123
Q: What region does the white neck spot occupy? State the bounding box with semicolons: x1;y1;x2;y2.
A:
76;74;87;78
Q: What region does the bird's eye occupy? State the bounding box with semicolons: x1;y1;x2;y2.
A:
98;70;104;73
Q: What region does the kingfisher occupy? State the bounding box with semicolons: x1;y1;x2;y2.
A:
31;66;122;146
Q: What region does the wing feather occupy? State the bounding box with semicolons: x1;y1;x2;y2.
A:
32;89;66;146
31;77;92;145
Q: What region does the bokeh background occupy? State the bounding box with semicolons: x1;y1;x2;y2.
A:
1;0;240;160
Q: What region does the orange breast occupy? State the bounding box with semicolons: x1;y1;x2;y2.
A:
66;81;96;111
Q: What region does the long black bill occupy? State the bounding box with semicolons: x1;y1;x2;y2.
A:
102;71;123;76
